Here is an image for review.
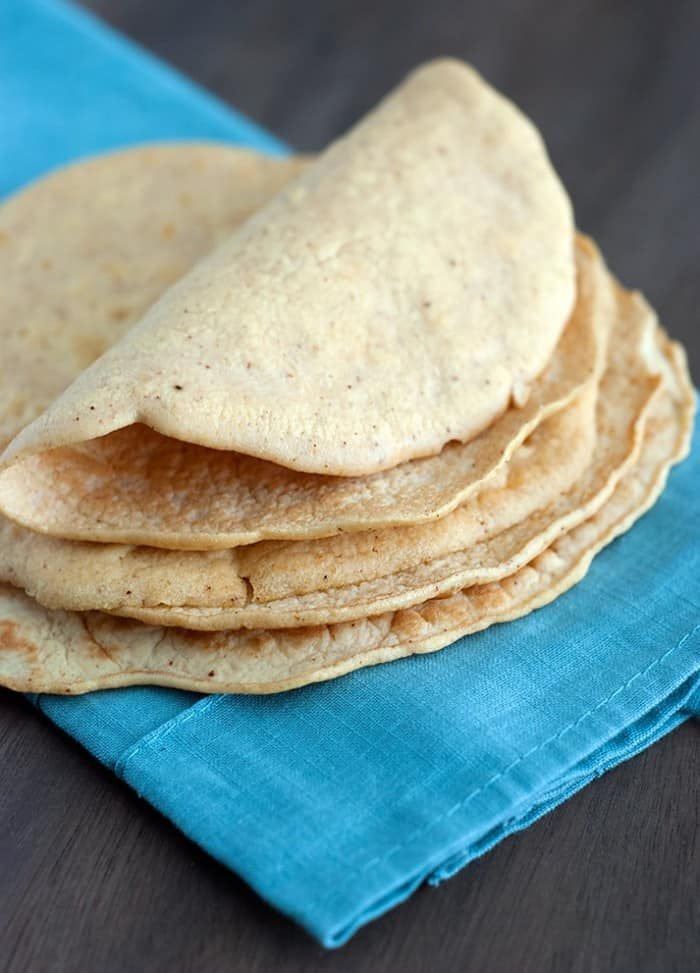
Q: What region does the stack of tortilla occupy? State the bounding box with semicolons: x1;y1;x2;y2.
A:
0;59;693;695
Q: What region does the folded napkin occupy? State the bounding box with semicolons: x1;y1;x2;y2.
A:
4;0;699;948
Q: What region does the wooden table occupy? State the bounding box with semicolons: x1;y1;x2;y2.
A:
1;1;698;969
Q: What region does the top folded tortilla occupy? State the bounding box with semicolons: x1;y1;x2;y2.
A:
0;143;586;549
0;58;574;486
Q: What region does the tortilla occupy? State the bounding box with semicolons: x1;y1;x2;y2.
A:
0;59;575;495
0;385;598;625
130;283;655;630
0;238;597;548
0;335;690;695
2;265;659;630
0;237;613;626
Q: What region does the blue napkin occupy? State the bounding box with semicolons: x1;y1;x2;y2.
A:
3;0;699;948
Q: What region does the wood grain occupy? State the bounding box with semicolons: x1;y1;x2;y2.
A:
1;0;699;969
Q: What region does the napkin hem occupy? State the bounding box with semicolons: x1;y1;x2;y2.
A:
114;694;223;780
315;619;700;887
323;671;698;946
108;618;699;947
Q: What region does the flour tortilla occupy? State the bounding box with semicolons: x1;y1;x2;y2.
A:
131;282;656;630
0;385;595;623
0;239;596;549
0;291;593;547
0;59;575;490
0;237;611;626
0;248;660;630
0;141;591;562
2;265;658;630
0;336;691;695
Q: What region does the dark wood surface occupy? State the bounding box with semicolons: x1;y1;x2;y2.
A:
1;1;699;969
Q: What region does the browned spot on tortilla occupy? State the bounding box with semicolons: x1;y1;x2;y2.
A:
80;615;126;663
0;620;38;660
392;608;427;639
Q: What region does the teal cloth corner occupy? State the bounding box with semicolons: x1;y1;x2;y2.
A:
3;0;699;948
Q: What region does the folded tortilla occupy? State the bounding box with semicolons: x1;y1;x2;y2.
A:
0;257;661;629
0;332;690;695
0;59;575;534
0;128;585;549
0;140;660;633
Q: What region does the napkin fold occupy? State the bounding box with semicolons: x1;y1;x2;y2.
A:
4;0;699;948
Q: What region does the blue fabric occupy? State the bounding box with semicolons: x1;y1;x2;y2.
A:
3;0;699;948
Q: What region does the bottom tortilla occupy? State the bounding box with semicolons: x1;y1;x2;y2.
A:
0;336;692;696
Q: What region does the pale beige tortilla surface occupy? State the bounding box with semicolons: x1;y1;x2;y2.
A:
124;281;659;629
0;242;662;631
0;337;691;696
3;243;660;633
0;237;613;627
7;268;657;631
0;59;575;486
0;390;595;622
0;240;596;549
